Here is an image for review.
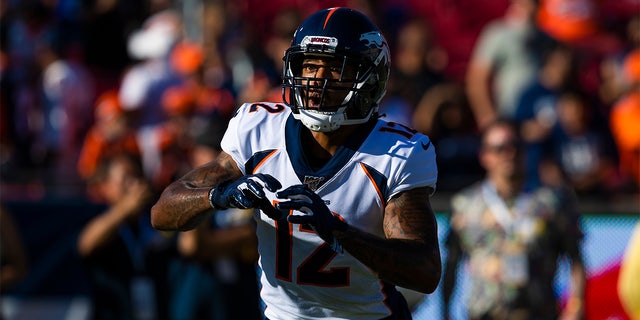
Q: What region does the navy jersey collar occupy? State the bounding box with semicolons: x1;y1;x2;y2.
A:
285;114;376;186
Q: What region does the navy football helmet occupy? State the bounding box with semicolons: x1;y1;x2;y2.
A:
282;7;391;132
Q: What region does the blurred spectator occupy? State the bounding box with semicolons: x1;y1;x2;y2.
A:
36;37;95;192
466;0;556;129
599;15;640;107
170;40;205;79
381;16;447;126
77;152;156;320
170;39;235;123
536;0;624;54
120;8;237;192
197;0;238;111
81;0;145;95
536;0;598;45
172;116;262;319
609;49;640;191
513;43;577;189
236;8;302;104
118;9;186;182
151;38;235;190
0;205;29;290
402;0;510;82
443;119;586;320
412;82;483;191
5;2;56;88
545;91;619;197
150;84;198;189
618;221;640;320
535;0;625;100
2;2;59;182
387;17;446;108
77;90;140;183
174;208;261;320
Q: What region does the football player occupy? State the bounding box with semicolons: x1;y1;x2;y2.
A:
151;7;441;319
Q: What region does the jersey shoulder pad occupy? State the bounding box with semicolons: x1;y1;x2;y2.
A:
371;120;433;156
230;102;290;130
370;120;438;195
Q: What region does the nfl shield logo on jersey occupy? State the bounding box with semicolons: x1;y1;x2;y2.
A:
303;176;325;191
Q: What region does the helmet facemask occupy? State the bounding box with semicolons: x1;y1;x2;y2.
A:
283;47;384;132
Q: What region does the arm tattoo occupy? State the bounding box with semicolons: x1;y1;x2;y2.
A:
335;187;441;293
184;152;241;188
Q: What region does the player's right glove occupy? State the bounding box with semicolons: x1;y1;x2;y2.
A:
208;174;282;213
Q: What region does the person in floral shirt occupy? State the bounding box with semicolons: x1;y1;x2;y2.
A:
443;119;586;320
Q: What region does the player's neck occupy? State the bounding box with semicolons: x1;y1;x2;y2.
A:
308;125;360;156
300;125;361;170
297;128;329;171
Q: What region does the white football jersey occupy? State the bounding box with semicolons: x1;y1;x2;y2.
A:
221;102;438;320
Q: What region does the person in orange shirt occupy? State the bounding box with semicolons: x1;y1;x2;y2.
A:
609;49;640;189
149;84;197;189
170;39;236;121
77;90;139;182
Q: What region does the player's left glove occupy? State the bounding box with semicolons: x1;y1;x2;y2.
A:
276;184;348;253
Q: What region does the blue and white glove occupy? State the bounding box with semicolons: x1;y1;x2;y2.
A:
276;184;348;253
209;174;282;219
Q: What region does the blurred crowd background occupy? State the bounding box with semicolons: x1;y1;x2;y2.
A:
1;0;640;200
0;0;639;319
1;0;639;202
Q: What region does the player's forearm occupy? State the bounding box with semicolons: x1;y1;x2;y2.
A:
336;227;441;294
151;152;241;231
151;180;214;231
